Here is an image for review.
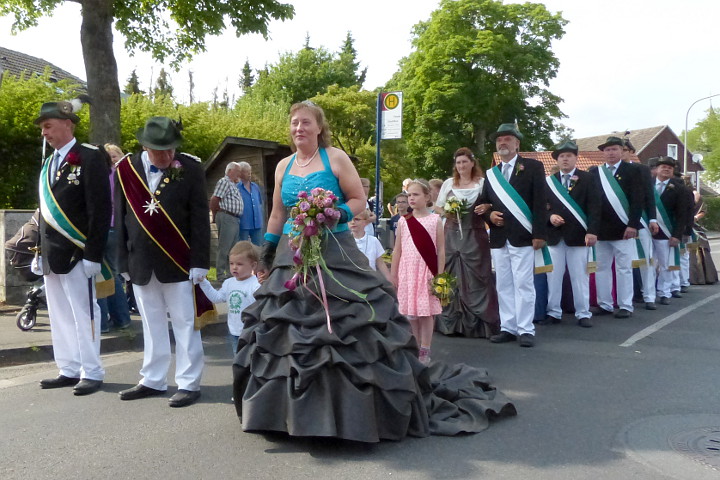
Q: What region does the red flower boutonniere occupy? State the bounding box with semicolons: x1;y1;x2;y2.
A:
65;152;81;166
515;162;525;175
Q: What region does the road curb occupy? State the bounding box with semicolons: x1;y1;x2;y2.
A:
0;322;228;368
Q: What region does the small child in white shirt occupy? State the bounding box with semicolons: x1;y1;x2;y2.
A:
349;209;391;282
199;241;261;353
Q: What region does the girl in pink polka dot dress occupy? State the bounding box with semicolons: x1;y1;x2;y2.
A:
391;179;445;365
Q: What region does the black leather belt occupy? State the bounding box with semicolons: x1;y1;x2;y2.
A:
219;209;240;218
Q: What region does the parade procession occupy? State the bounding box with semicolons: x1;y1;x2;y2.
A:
1;0;719;478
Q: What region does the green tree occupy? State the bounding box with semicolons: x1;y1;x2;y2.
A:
247;34;367;105
0;0;294;144
123;69;143;96
310;85;375;157
687;107;720;181
389;0;567;177
0;71;86;208
334;32;367;88
239;59;255;93
153;68;174;99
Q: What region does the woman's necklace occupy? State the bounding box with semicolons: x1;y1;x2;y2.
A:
457;175;475;188
295;147;319;168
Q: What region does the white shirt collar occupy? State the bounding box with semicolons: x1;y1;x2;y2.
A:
605;162;620;171
501;155;518;170
54;138;77;162
560;168;576;177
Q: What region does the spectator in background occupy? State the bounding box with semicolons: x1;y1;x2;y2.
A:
360;178;378;236
429;178;443;208
98;143;132;333
236;162;263;246
388;192;409;248
210;162;243;280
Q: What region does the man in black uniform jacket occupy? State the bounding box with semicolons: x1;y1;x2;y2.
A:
590;136;646;318
34;100;111;396
116;117;211;408
542;141;600;327
475;123;546;347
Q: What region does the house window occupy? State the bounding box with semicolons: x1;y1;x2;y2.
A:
667;144;678;160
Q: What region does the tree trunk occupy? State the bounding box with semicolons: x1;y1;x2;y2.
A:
474;126;486;156
80;0;121;145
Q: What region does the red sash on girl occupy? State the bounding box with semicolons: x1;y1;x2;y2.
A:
404;214;438;276
116;156;216;329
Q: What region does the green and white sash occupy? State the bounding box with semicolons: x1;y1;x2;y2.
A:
546;175;587;230
38;154;114;297
653;188;681;271
598;165;647;267
487;166;552;273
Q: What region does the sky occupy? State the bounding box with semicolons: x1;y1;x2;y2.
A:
1;0;719;140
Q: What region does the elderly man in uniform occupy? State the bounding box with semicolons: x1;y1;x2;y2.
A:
210;162;243;279
475;123;547;347
33;99;111;395
541;141;600;328
651;157;689;304
115;117;213;408
590;137;647;318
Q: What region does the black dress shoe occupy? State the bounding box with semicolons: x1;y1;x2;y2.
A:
168;389;201;408
615;308;632;319
645;302;657;310
73;379;103;396
518;333;534;347
119;384;165;401
537;315;561;325
680;285;689;293
591;307;613;316
671;291;683;298
490;331;517;343
40;375;80;389
578;317;593;328
659;297;670;305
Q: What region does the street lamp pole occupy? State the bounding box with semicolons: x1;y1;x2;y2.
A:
684;93;720;179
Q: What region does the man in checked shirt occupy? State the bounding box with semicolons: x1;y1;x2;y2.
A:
210;162;244;280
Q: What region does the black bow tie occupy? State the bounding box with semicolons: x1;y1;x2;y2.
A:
149;165;162;173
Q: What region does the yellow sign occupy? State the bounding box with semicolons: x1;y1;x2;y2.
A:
384;93;400;110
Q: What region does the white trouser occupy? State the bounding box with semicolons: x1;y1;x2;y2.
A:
491;242;535;336
44;262;104;381
546;241;591;319
133;274;204;391
653;239;673;298
637;228;656;302
680;247;690;287
596;239;635;312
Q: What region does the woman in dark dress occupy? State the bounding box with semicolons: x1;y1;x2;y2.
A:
435;148;500;338
689;191;718;284
232;103;515;443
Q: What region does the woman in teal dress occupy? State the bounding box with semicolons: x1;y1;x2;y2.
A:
232;101;515;443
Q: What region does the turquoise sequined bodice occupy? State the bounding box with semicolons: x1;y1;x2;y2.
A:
281;148;348;234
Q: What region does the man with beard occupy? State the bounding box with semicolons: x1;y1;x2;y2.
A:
475;123;547;347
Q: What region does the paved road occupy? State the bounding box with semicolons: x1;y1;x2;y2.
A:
2;283;720;479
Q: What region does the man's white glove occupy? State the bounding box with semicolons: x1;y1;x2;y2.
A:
189;267;209;285
31;256;43;276
120;272;131;282
82;259;102;279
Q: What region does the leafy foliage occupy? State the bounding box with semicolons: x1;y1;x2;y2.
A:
246;34;367;105
687;108;720;181
388;0;567;177
0;70;86;208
